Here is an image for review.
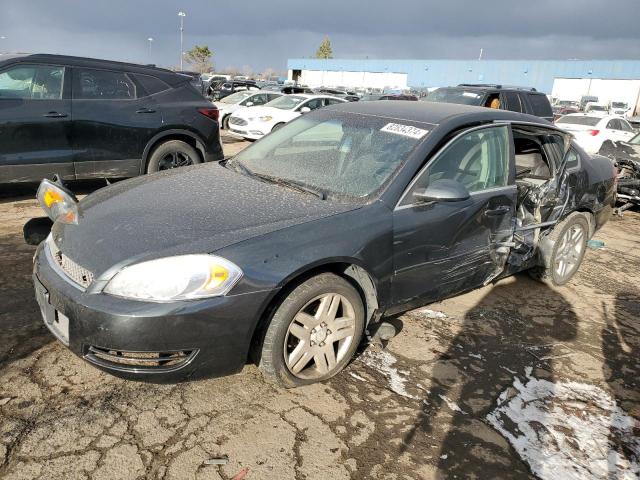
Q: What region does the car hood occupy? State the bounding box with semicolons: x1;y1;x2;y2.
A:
232;106;289;120
52;163;357;276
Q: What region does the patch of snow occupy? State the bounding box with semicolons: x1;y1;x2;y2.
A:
438;394;467;414
487;373;640;480
468;353;483;360
359;349;421;400
349;372;366;382
501;366;517;374
417;308;447;319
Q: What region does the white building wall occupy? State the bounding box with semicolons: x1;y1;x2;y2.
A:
288;69;408;90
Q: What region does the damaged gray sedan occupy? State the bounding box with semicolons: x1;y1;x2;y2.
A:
32;102;615;386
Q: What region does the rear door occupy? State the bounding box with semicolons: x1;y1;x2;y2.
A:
501;91;524;114
71;67;162;179
524;93;554;122
0;63;73;182
391;125;516;307
608;118;636;142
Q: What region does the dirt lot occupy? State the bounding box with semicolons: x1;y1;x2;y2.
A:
0;135;638;479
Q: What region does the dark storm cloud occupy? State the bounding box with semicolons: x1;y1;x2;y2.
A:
2;0;639;71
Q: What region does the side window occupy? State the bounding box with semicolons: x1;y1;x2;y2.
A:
247;93;268;105
565;148;580;170
301;98;324;111
502;92;523;113
402;126;510;205
619;120;633;132
74;69;136;100
133;74;170;96
606;119;620;130
324;98;344;106
528;94;553;117
0;65;64;100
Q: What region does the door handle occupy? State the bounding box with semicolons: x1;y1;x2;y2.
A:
43;112;68;118
136;108;156;114
484;205;511;217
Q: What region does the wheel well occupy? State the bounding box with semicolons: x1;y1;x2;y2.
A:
248;263;379;364
144;134;205;171
574;208;596;238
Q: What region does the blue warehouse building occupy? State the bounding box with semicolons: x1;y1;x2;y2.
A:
287;58;640;94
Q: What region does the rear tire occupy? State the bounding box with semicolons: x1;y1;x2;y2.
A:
529;213;590;286
259;273;365;388
222;115;230;130
146;140;201;173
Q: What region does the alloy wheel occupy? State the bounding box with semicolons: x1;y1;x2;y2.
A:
283;293;357;379
554;224;585;282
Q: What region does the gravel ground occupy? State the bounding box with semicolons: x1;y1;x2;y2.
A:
0;134;638;479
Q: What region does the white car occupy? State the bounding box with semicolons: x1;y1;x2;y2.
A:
215;91;284;130
556;114;636;154
583;102;609;115
227;94;347;140
609;101;630;117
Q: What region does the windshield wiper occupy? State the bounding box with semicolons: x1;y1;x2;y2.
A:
250;172;327;200
225;162;327;199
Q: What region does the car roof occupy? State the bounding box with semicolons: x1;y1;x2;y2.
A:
443;84;540;94
1;53;187;86
324;100;549;126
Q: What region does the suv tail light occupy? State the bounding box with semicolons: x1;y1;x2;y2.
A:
198;108;219;122
589;129;600;136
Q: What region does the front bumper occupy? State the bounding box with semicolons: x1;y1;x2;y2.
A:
227;121;272;140
33;242;276;382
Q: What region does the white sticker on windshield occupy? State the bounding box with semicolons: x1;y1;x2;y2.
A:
380;123;429;139
463;92;480;98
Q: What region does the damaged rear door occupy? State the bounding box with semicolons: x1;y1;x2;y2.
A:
391;124;517;308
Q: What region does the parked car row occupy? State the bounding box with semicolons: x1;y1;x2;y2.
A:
553;96;633;118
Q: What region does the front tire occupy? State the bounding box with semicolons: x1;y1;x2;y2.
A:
259;273;365;388
529;213;590;286
146;140;201;173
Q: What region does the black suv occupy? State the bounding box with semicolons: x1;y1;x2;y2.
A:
425;84;554;122
0;54;223;183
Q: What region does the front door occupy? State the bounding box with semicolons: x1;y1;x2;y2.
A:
71;67;162;179
0;63;73;182
391;125;516;308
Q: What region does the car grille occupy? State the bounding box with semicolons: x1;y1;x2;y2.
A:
229;116;248;126
49;239;94;289
84;346;198;373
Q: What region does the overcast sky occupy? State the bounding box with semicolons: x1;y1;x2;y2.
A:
2;0;639;73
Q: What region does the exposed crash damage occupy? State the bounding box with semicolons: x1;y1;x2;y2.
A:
599;135;640;215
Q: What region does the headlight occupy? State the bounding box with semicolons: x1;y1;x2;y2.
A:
37;179;78;224
104;255;243;301
249;115;272;122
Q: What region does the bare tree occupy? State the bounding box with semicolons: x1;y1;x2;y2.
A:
183;45;213;73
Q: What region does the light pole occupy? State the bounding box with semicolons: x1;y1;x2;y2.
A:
147;37;153;62
178;11;186;70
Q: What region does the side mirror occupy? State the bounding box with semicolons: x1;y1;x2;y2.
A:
413;179;470;204
245;101;254;107
300;106;311;113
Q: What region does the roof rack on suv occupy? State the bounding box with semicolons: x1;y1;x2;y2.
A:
457;83;537;92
